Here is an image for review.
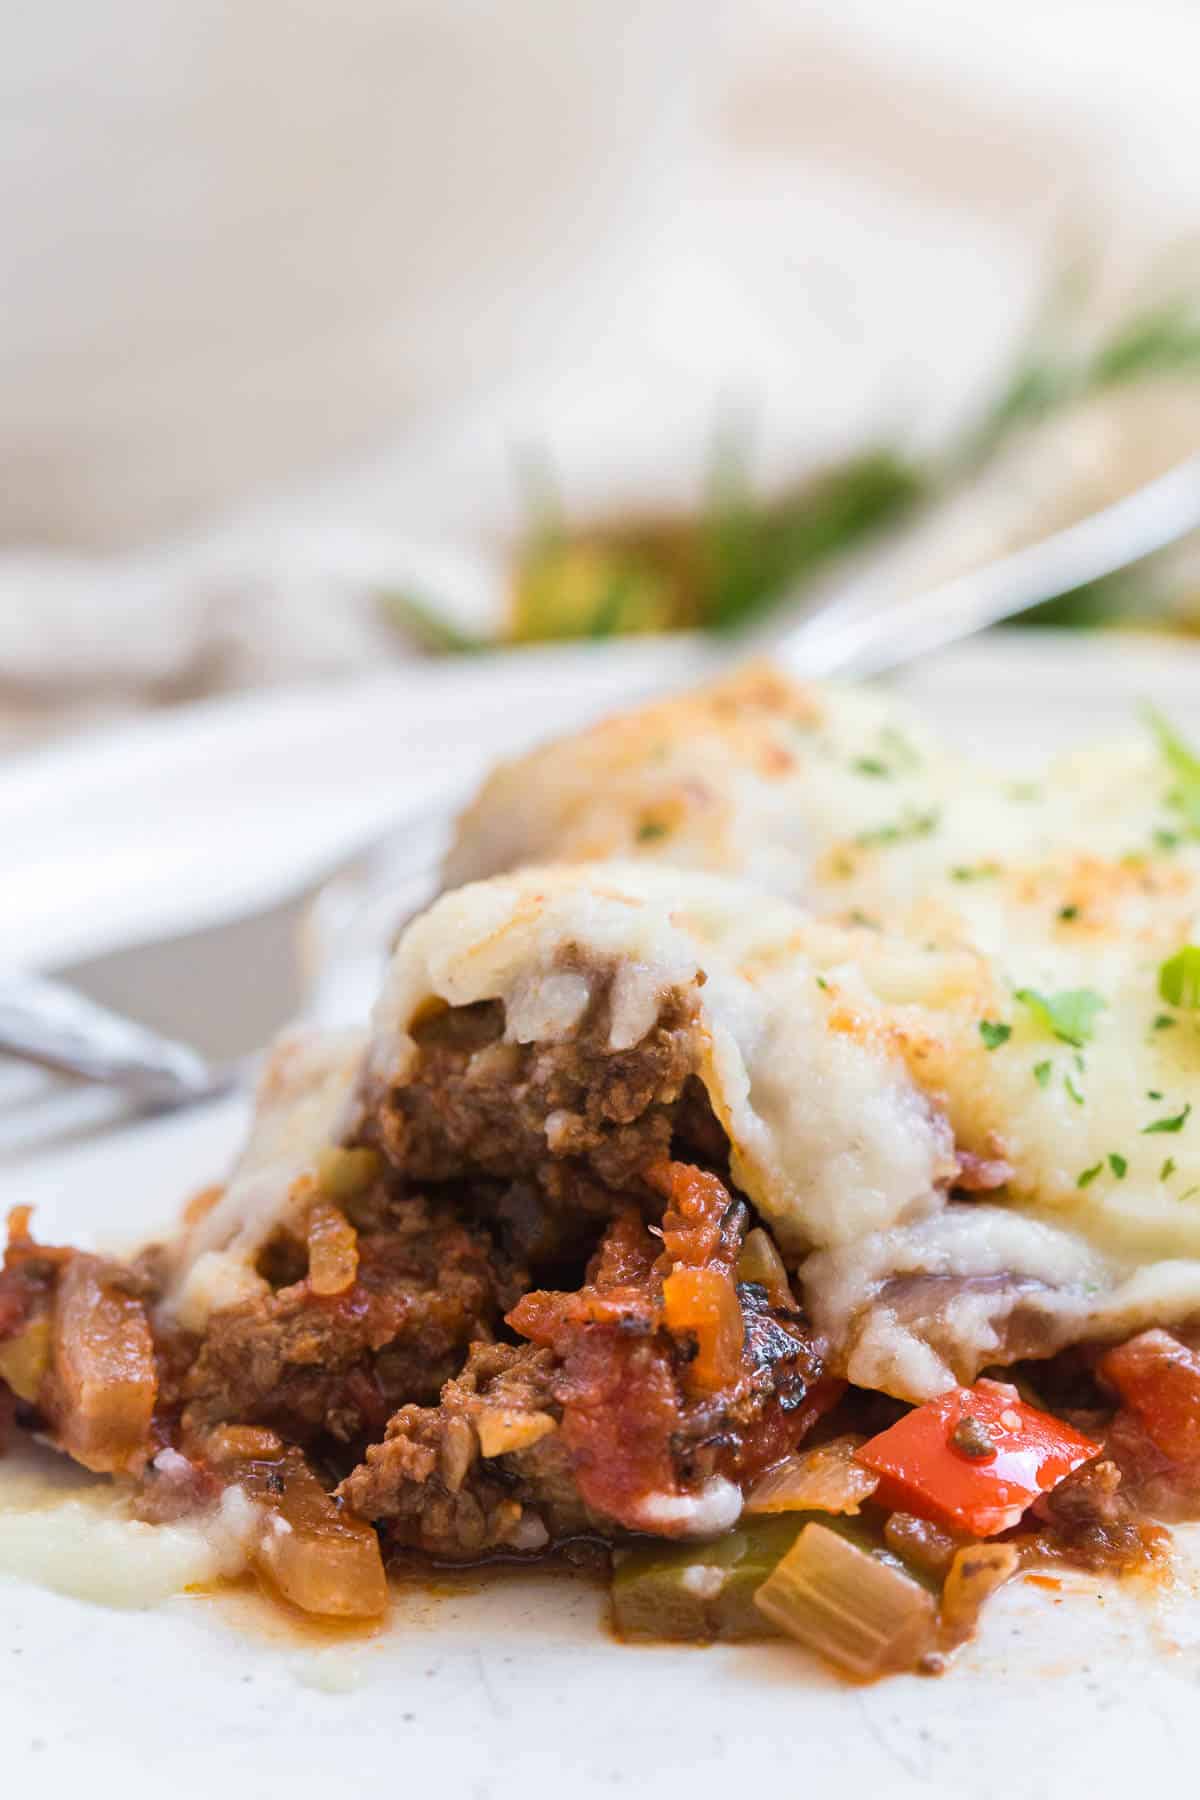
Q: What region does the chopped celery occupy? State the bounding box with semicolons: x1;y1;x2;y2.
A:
754;1522;937;1678
611;1513;934;1643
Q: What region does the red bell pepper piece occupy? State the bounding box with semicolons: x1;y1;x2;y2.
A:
1099;1329;1200;1464
854;1378;1100;1537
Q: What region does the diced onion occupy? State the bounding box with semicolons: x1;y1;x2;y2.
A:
882;1511;963;1578
439;1414;477;1491
241;1452;388;1619
745;1436;879;1517
475;1407;557;1458
753;1522;936;1679
51;1259;157;1475
306;1200;359;1297
0;1315;51;1404
938;1542;1020;1647
256;1510;386;1619
204;1424;286;1464
735;1228;796;1310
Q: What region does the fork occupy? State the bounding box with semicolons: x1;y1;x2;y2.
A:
6;447;1200;1110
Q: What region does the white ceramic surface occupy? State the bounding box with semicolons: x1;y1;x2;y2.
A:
3;632;1200;1799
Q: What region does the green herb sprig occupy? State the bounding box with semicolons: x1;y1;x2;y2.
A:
1015;986;1107;1048
379;273;1200;652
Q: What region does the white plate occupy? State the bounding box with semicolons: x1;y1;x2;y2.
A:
4;631;1200;1800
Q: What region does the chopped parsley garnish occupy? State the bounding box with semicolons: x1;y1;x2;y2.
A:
1161;1157;1178;1181
1033;1060;1053;1088
1057;904;1080;922
1015;986;1107;1048
1077;1163;1103;1188
1154;827;1183;852
815;975;830;992
635;819;669;843
951;862;1001;883
1147;1090;1164;1101
1064;1073;1085;1106
1154;1014;1177;1031
1179;1186;1200;1204
978;1021;1011;1051
1143;1104;1192;1136
1108;1153;1128;1179
1159;945;1200;1010
852;756;890;778
878;726;921;770
854;809;940;849
1145;707;1200;838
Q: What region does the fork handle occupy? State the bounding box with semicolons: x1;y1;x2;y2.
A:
763;449;1200;678
0;973;228;1107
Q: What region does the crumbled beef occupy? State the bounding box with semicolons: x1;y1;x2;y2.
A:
340;1340;597;1556
181;1196;523;1449
341;1174;827;1557
360;979;701;1258
1028;1455;1169;1573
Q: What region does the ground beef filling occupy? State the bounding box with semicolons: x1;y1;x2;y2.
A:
359;979;706;1264
2;987;1198;1614
179;1193;525;1453
338;1169;829;1557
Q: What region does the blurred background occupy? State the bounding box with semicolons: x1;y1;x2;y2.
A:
5;0;1200;747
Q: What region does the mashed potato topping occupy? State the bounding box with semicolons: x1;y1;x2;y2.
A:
447;670;1200;1223
168;666;1200;1398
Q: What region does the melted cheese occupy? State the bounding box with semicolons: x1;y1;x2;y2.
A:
0;1469;257;1608
448;675;1200;1234
168;1028;365;1330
